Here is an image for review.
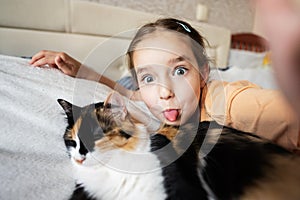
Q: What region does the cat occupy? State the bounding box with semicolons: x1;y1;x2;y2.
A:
57;95;300;200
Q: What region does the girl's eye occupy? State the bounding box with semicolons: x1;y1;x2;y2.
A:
174;67;187;76
141;75;154;84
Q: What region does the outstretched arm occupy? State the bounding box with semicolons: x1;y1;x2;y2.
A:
254;0;300;118
29;50;141;100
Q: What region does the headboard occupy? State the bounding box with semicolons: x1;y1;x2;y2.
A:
231;33;269;53
227;33;271;69
0;0;231;80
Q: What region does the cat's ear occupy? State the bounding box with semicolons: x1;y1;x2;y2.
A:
57;99;81;119
93;102;105;109
104;92;128;120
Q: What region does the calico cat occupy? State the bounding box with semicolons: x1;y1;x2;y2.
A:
58;98;169;200
58;96;300;200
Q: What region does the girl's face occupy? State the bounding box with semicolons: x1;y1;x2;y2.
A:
132;30;202;125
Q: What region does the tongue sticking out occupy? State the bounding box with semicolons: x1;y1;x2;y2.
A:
163;109;179;122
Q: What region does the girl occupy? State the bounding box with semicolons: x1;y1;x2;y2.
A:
29;18;299;153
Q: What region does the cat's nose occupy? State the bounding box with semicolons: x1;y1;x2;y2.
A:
74;157;86;165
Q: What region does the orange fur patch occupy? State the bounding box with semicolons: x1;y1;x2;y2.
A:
66;117;82;140
95;125;140;152
157;125;179;141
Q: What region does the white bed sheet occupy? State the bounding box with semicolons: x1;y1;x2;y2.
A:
210;66;278;90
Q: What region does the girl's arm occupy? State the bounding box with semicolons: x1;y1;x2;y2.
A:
202;80;299;153
29;50;140;100
254;0;300;119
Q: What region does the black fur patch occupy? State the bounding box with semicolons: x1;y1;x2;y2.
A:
151;132;208;200
198;121;291;199
69;184;97;200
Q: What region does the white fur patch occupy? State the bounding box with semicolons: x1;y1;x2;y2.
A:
69;132;86;163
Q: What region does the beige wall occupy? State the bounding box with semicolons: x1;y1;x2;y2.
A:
252;7;266;38
80;0;255;33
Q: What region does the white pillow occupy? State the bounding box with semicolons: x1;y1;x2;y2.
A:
228;49;267;69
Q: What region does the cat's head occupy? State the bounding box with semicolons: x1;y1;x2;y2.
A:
57;93;148;165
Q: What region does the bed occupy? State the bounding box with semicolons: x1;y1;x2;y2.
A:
0;0;231;199
210;33;278;89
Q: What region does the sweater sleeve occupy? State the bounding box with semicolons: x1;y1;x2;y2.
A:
202;80;300;152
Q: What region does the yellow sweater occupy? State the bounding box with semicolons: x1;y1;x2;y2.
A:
201;80;300;153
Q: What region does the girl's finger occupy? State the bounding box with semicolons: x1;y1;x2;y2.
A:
56;54;80;77
31;57;55;67
29;53;45;65
55;56;74;75
30;50;51;64
55;56;67;69
29;50;57;65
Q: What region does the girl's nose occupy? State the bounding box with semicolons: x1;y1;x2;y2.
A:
159;85;174;100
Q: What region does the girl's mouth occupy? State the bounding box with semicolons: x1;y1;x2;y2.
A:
163;109;180;122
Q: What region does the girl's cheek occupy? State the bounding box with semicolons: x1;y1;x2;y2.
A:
140;87;156;107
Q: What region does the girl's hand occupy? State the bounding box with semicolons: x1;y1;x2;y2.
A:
254;0;300;118
29;50;81;77
29;51;140;105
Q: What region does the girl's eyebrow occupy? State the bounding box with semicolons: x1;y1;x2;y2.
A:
136;66;149;75
136;55;192;75
167;55;191;65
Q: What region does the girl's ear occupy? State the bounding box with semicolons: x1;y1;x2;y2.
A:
104;92;128;120
200;63;210;88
